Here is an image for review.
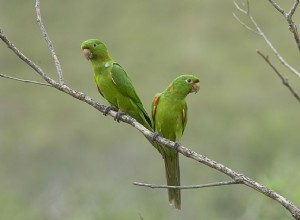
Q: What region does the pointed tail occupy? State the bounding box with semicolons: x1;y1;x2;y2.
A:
163;151;181;210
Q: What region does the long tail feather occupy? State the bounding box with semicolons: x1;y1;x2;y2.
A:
163;151;181;210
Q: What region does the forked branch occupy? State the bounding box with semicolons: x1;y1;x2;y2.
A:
35;0;64;85
233;0;300;78
0;73;52;87
268;0;300;50
234;0;300;103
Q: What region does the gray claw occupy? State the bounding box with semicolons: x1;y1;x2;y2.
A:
103;106;112;116
174;141;181;150
114;110;125;122
152;132;161;141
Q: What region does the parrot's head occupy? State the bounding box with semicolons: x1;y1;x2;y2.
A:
81;39;109;61
169;75;200;96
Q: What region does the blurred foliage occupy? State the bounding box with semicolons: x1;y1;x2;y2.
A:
1;0;300;219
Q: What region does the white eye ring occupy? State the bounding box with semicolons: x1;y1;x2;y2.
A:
185;79;193;84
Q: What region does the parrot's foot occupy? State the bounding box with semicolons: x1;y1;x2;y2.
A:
103;106;118;116
152;132;162;141
114;110;125;123
174;141;181;150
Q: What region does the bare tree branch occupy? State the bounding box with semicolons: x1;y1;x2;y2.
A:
268;0;300;50
35;0;64;85
269;0;287;15
256;50;300;102
133;180;239;189
0;73;52;87
232;13;259;35
289;0;300;17
1;3;300;219
234;1;300;79
234;3;300;216
0;29;55;85
233;0;247;14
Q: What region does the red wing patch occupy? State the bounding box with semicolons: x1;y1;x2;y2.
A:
181;108;186;126
152;95;160;121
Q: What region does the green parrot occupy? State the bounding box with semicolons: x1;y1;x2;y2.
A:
81;39;152;130
151;75;200;210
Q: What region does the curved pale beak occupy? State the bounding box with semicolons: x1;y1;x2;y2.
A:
83;48;93;60
191;82;200;93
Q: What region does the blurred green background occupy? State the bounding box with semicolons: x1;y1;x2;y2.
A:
1;0;300;219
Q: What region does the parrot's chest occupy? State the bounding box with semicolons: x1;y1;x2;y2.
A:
155;99;185;141
94;72;119;106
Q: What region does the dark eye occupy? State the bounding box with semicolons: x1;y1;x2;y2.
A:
93;43;97;48
185;79;193;84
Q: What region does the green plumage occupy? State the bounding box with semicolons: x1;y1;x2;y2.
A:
151;75;200;209
81;39;152;130
81;39;200;210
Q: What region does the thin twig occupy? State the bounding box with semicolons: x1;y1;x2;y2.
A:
268;0;286;15
234;1;300;78
233;0;247;14
268;0;300;50
289;0;299;18
232;13;260;35
0;29;53;84
268;0;299;19
133;180;240;189
256;50;300;102
0;73;53;87
232;2;255;34
35;0;64;85
249;14;300;77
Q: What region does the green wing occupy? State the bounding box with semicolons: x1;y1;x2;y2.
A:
111;63;152;127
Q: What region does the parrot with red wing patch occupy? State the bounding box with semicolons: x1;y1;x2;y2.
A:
151;74;200;209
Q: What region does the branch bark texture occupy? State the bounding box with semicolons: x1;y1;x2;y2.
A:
234;0;300;79
269;0;300;50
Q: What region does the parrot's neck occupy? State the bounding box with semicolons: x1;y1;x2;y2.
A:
91;57;113;74
165;87;188;101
